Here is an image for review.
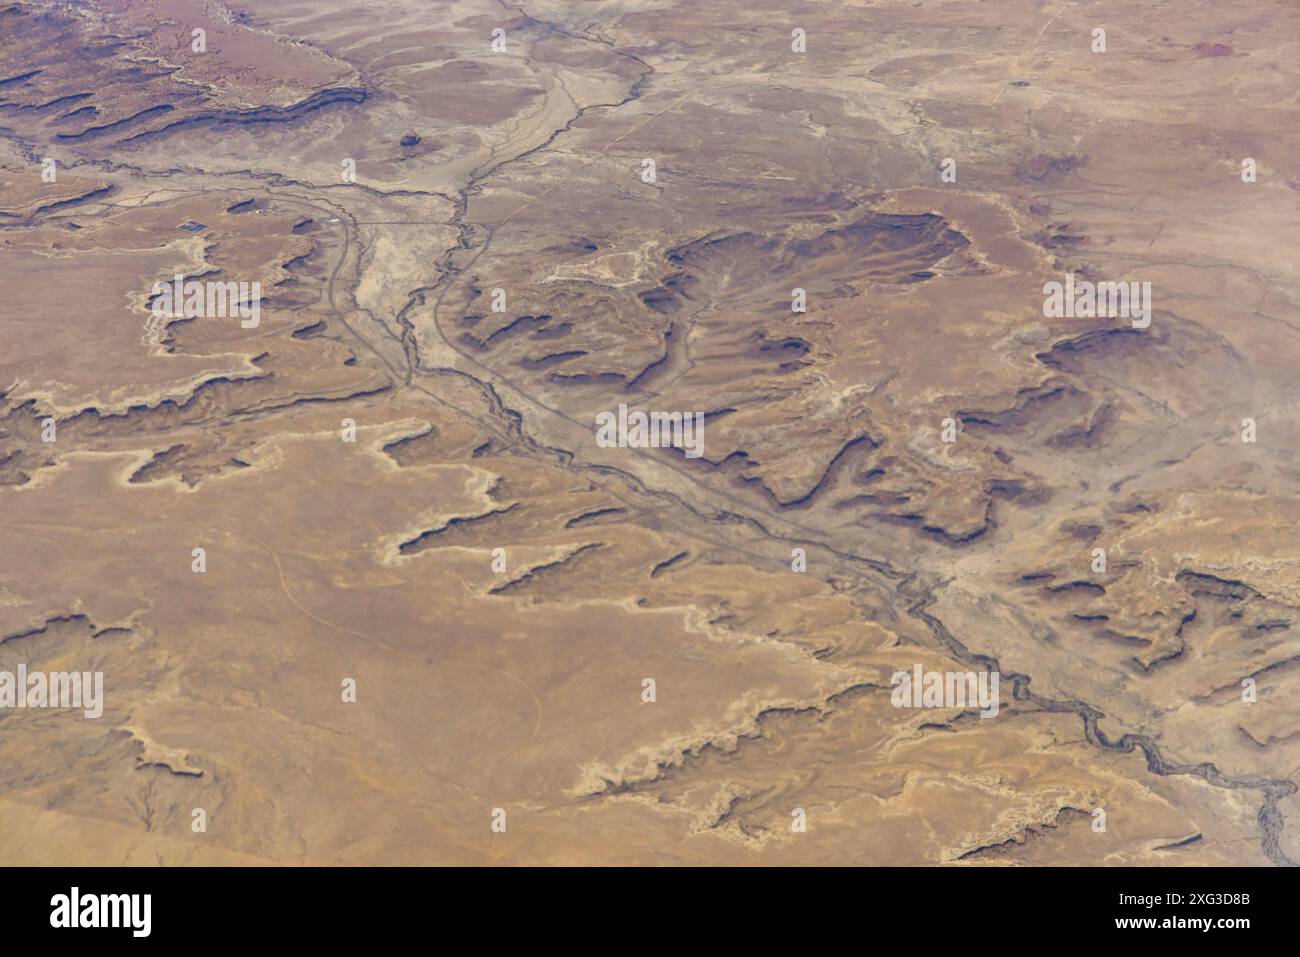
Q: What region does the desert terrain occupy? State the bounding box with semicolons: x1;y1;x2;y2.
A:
0;0;1298;865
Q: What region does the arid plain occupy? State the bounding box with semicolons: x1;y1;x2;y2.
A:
1;0;1298;865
